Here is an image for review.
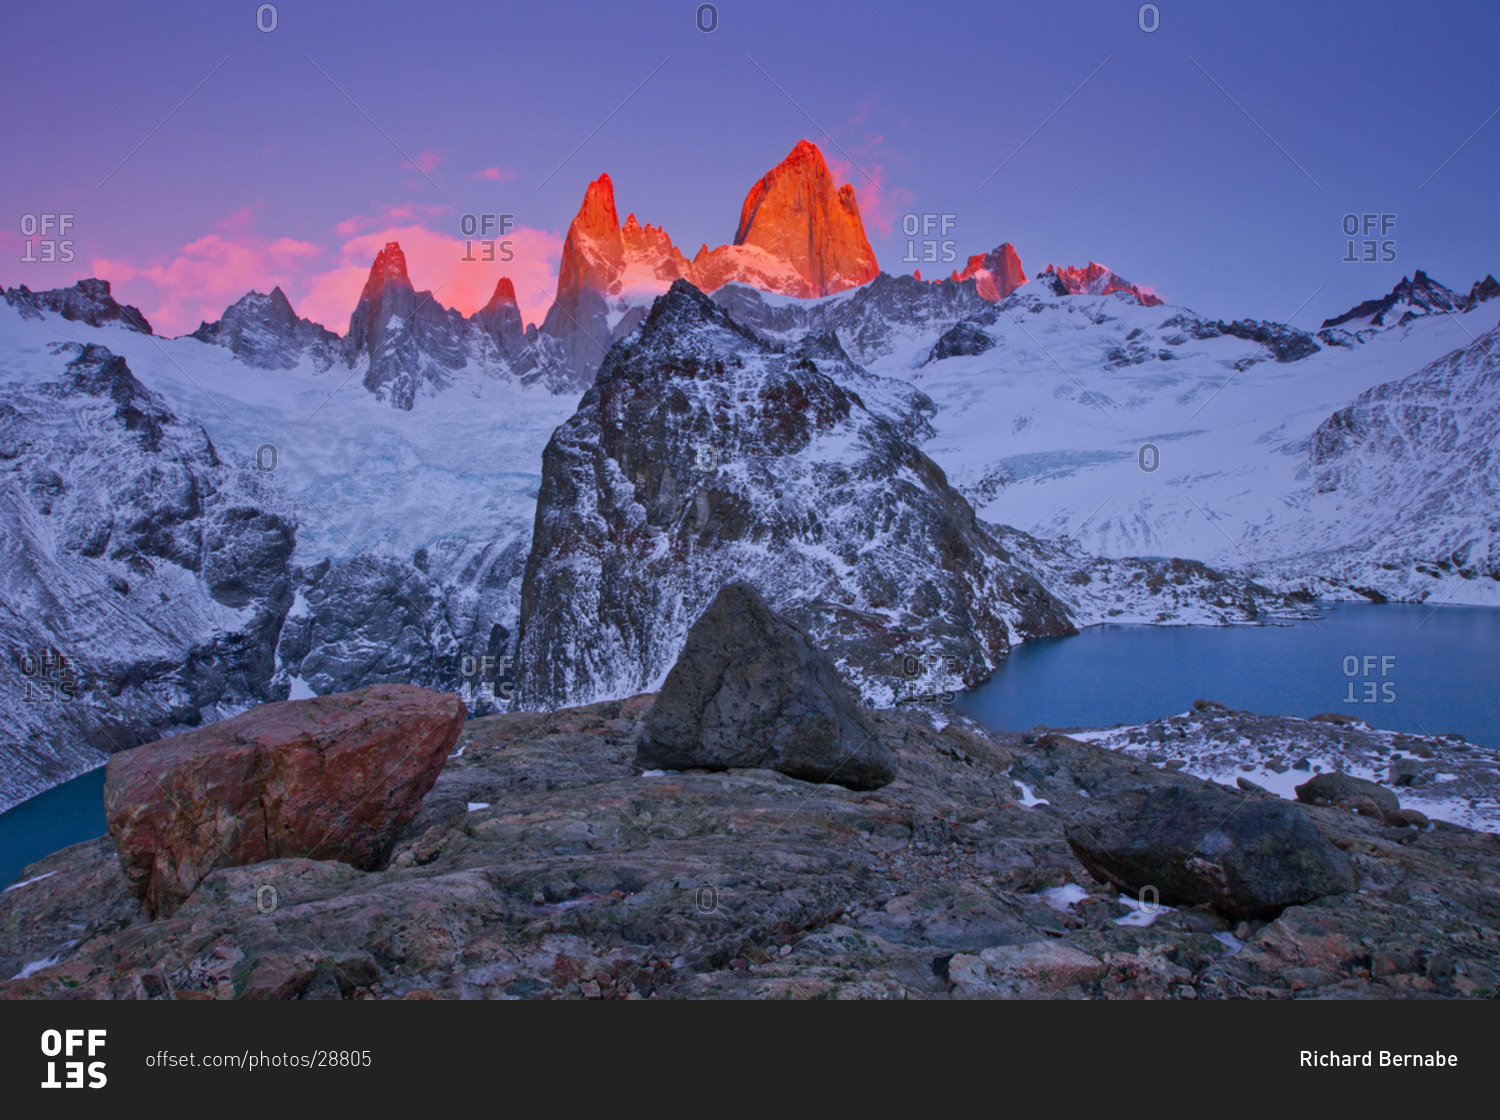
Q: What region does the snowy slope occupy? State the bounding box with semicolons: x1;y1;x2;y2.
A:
0;300;580;715
848;279;1500;605
0;341;294;811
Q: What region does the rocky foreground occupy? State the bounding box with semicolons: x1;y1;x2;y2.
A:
2;590;1497;1000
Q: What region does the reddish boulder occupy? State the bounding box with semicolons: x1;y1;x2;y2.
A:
104;684;465;917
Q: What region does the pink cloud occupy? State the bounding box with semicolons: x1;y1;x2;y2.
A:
301;222;563;331
333;201;450;239
472;167;517;182
94;230;323;336
409;148;442;175
92;202;564;338
215;204;263;234
825;150;912;239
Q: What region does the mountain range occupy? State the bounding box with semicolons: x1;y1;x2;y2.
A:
1;138;1497;810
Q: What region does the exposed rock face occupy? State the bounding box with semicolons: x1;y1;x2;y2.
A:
1212;318;1321;363
714;271;994;366
515;280;1075;709
190;287;338;370
542;143;881;386
1065;782;1357;921
637;583;894;789
950;242;1027;301
1306;325;1500;588
3;279;153;334
540;175;671;389
474;277;528;360
1043;262;1161;307
1463;274;1500;311
697;139;879;298
925;319;995;363
552;176;694;307
0;343;296;813
1322;270;1465;329
274;554;460;697
104;684;465;917
344;242;476;409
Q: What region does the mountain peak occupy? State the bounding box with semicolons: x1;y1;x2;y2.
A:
730;140;879;296
483;276;518;312
361;241;413;301
1042;261;1161;306
574;175;621;243
952;242;1027;300
1321;271;1463;329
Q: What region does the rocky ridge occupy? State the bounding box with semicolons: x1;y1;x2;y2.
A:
2;682;1495;999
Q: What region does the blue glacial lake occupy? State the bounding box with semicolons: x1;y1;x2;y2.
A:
3;603;1497;889
0;765;105;891
957;603;1500;748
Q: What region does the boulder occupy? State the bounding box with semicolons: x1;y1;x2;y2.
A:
105;684;465;917
1066;782;1357;921
1388;758;1429;788
1295;771;1400;817
636;582;895;790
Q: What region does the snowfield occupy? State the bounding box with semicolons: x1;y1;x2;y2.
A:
854;280;1500;605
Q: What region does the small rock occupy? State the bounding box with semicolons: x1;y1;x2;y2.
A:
1295;772;1399;817
1388;758;1427;788
948;942;1106;999
1308;713;1358;726
1384;808;1430;829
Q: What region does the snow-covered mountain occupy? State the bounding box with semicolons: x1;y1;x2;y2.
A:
0;342;294;812
1300;323;1500;597
835;272;1500;607
189;287;338;371
513;282;1294;710
2;131;1497;809
6;278;153;335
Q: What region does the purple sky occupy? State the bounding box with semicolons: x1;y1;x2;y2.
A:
4;0;1498;334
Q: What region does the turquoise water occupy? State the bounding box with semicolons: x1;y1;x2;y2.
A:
956;603;1500;747
0;766;106;890
2;603;1497;889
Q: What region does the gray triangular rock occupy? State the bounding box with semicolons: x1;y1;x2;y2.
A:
636;582;895;790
